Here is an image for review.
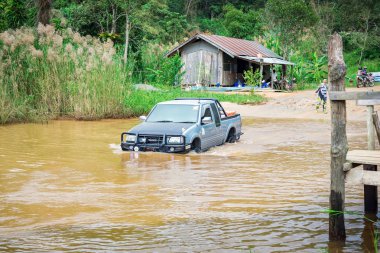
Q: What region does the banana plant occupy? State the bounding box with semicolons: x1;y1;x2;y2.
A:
306;52;327;83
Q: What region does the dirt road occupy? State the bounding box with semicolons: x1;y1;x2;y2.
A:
223;86;380;121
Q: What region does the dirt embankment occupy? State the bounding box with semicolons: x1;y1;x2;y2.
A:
222;86;380;121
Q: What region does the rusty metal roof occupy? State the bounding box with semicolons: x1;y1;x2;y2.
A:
166;33;283;59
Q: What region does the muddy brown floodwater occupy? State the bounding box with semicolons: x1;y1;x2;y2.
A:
0;118;375;252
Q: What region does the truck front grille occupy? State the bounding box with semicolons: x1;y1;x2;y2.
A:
137;135;164;145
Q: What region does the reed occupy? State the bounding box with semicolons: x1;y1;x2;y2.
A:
0;24;128;124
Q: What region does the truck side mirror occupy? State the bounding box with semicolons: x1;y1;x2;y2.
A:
201;116;212;125
139;115;147;121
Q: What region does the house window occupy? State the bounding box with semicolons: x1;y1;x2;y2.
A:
223;63;232;71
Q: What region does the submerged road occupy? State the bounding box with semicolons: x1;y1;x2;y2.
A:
0;116;374;252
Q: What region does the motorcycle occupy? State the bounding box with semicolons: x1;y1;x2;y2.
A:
357;74;375;88
273;78;297;91
284;78;297;91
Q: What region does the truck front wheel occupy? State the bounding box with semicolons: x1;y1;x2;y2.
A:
191;138;202;153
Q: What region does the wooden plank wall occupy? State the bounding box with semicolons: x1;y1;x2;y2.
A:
181;41;219;85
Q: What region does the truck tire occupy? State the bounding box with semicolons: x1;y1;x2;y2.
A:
191;139;202;153
227;128;236;143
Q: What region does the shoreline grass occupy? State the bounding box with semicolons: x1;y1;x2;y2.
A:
124;88;266;117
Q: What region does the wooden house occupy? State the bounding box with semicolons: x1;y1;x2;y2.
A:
166;33;294;87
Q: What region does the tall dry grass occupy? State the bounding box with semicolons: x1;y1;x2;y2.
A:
0;24;128;123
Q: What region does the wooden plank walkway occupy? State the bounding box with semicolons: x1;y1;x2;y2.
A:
346;168;380;186
346;150;380;165
345;150;380;186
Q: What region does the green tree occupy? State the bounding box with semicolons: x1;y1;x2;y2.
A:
134;0;188;43
64;0;125;36
37;0;52;25
198;18;228;36
265;0;318;59
222;4;261;40
332;0;380;61
158;11;190;43
0;0;35;31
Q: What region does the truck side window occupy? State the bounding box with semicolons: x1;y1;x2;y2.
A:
210;103;221;127
203;108;213;120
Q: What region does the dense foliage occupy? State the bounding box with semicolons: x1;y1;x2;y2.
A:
0;24;263;124
0;0;379;123
1;0;379;83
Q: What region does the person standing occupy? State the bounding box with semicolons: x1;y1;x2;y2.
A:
315;79;328;113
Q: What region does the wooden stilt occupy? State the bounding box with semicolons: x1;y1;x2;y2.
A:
364;165;378;213
328;33;347;241
364;105;378;213
373;111;380;145
367;105;376;150
270;64;273;88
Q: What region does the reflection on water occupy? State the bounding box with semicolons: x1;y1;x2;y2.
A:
0;118;375;252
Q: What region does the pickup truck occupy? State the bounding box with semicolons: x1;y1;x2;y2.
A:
120;98;242;153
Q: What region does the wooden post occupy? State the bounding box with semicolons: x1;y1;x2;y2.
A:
328;33;348;241
270;64;273;88
364;105;377;213
217;50;223;85
364;166;378;213
367;105;376;150
290;65;294;86
198;50;203;85
282;64;287;77
373;111;380;145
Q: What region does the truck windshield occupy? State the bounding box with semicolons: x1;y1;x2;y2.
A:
147;104;199;123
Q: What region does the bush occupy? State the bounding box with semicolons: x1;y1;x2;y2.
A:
243;67;261;87
140;43;184;86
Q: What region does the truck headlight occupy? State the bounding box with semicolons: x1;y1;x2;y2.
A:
126;134;136;142
167;136;183;144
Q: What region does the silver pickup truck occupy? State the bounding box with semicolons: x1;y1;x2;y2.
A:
121;98;242;153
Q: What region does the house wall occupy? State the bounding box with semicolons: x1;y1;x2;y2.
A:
180;41;220;85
